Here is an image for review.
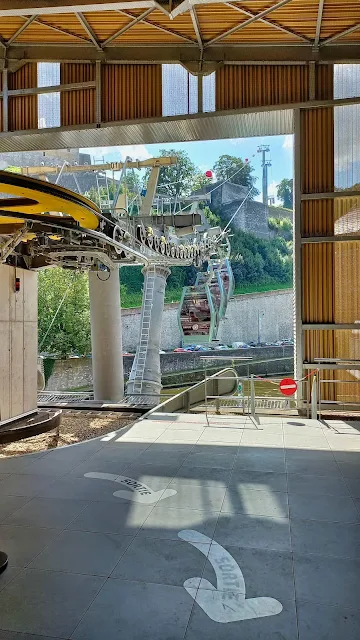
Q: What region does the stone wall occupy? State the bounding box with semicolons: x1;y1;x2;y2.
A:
45;345;294;392
121;288;293;352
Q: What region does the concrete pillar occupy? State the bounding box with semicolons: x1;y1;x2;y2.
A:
127;264;170;401
89;266;124;402
0;265;38;422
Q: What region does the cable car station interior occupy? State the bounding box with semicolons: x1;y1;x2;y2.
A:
1;2;360;639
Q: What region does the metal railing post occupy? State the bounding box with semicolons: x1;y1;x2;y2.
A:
250;374;256;418
311;374;318;420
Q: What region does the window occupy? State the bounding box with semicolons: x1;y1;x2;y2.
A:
203;72;215;113
37;62;60;129
162;64;198;116
334;65;360;190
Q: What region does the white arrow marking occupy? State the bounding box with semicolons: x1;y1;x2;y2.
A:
84;472;177;504
178;529;283;623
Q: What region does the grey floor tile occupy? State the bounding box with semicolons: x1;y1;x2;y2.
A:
0;473;9;482
86;444;150;465
331;451;360;464
234;451;286;473
0;496;30;522
67;500;153;535
0;456;38;474
229;469;288;493
289;493;360;523
155;429;203;443
162;483;226;511
214;513;291;551
338;462;360;479
17;457;80;476
241;432;284;447
184;595;297;639
288;473;350;497
198;427;243;444
111;536;210;586
4;497;90;529
0;568;105;638
29;529;132;576
285;451;340;476
0;474;57;498
36;476;118;501
0;564;22;592
222;487;288;518
201;544;295;604
171;466;232;488
344;478;360;498
294;553;360;609
65;459;132;479
183;452;236;469
291;519;360;558
284;436;330;450
191;443;239;455
122;462;180;489
71;579;194;640
297;601;360;640
0;632;63;640
138;505;219;542
0;524;61;567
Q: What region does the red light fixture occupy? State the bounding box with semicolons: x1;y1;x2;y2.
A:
205;170;213;178
15;277;20;293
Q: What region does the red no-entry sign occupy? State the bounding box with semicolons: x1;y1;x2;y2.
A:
279;378;297;396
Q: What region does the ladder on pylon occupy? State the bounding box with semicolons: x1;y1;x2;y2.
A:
94;157;111;210
130;266;156;395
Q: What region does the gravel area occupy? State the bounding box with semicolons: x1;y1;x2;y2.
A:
0;411;137;458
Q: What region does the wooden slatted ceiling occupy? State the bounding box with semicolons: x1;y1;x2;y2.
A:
0;1;359;46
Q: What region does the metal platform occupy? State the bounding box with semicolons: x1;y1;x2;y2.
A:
38;391;158;413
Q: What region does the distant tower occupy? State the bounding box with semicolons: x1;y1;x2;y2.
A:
257;145;271;206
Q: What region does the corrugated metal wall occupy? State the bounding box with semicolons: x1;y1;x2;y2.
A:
300;67;336;400
101;64;162;122
216;64;310;110
8;63;37;131
60;63;96;126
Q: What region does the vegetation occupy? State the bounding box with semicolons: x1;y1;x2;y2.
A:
276;178;293;209
37;150;293;356
38;269;91;356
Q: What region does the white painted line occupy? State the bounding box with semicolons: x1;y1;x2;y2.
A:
84;472;177;504
178;529;283;623
100;431;118;441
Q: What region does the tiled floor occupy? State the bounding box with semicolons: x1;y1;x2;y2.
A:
0;412;360;639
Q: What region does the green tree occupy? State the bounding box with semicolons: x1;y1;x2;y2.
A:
276;178;293;209
268;216;293;241
147;149;197;198
191;171;212;192
38;268;91;357
212;155;259;197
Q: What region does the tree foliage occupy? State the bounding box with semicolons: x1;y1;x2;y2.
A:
268;216;293;241
276;178;293;209
212;155;259;197
146;148;197;197
38;269;91;357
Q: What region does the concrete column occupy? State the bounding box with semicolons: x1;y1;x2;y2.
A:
89;266;124;402
127;264;170;400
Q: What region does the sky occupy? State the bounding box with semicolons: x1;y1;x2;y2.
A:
80;134;294;205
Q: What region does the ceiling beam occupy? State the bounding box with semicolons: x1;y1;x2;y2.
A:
0;1;157;17
225;2;311;43
7;15;38;46
30;16;93;43
314;0;325;49
103;7;154;46
321;22;360;47
76;12;103;51
206;0;295;47
190;7;202;49
117;9;197;44
171;0;229;19
5;42;360;64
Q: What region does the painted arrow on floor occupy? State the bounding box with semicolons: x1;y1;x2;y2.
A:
84;472;177;504
178;530;283;624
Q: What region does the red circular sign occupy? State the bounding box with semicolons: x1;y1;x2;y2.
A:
279;378;297;396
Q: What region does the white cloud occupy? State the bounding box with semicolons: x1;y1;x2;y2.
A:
229;138;245;146
80;144;151;162
282;135;293;150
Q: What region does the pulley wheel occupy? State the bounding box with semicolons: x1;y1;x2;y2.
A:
0;551;8;575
